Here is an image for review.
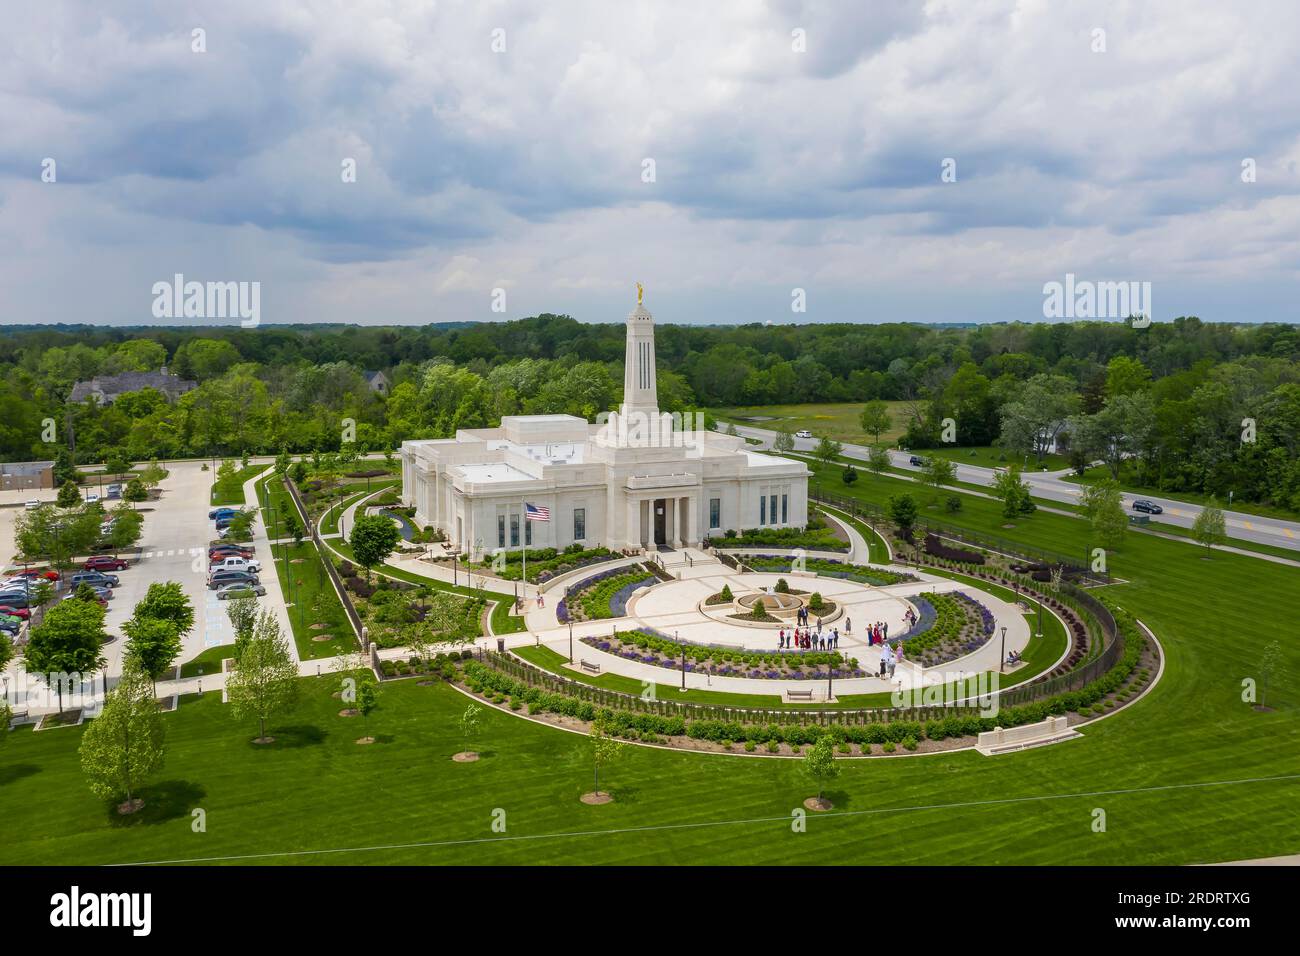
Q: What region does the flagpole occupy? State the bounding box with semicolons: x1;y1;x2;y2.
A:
521;499;526;600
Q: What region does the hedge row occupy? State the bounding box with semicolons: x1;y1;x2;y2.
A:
463;606;1146;748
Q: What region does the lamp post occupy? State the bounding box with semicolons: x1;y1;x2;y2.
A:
1036;594;1043;638
999;625;1007;673
568;621;573;664
678;630;686;692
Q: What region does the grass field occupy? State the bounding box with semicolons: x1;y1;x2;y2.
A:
711;402;912;445
273;541;357;660
3;453;1298;865
210;464;268;507
920;445;1072;473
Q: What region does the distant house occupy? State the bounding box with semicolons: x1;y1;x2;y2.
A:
364;370;390;396
0;461;54;491
69;367;197;405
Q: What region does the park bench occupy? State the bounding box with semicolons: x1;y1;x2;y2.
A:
579;659;601;674
785;688;814;702
975;716;1079;755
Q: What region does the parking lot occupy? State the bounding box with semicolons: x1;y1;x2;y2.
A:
3;460;282;700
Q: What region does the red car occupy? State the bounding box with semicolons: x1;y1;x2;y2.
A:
0;605;30;619
84;555;129;572
209;548;253;560
11;567;58;580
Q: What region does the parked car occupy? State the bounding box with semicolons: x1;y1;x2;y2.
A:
216;583;267;600
84;555;130;572
105;484;122;500
209;507;239;520
209;545;254;559
0;605;31;619
11;567;58;581
208;570;259;590
0;592;31;608
1131;499;1163;515
69;571;120;589
210;556;261;574
63;592;108;607
85;492;100;504
24;499;41;510
215;516;236;531
909;455;926;467
0;620;20;635
794;429;813;439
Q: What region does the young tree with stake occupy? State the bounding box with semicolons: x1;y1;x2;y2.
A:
78;662;165;815
226;612;299;744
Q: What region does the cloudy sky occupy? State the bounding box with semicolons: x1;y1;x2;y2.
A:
3;0;1299;327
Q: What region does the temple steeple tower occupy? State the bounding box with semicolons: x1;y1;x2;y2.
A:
620;285;658;418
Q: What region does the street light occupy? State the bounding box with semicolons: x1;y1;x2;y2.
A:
1036;594;1043;638
999;625;1007;673
678;630;686;691
568;621;574;664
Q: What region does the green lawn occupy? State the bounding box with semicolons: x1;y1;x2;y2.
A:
178;644;234;680
920;445;1072;473
712;401;912;445
3;452;1299;865
210;464;269;506
319;480;400;537
271;541;358;660
256;473;299;541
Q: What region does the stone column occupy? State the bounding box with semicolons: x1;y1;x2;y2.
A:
627;497;641;550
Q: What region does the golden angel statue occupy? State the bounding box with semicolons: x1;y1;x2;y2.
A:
636;282;643;305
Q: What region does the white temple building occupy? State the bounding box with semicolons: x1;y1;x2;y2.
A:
399;293;810;557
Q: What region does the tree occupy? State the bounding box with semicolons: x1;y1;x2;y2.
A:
771;425;795;453
225;611;298;744
274;449;292;474
124;477;148;507
459;703;482;758
283;509;304;545
355;675;379;743
803;735;839;808
24;598;108;712
122;616;182;695
78;663;165;815
841;464;858;485
1079;479;1127;550
57;479;81;508
814;436;843;468
889;494;918;540
103;450;133;477
859;400;892;444
867;445;891;476
226;595;259;655
133;582;195;639
921;456;956;496
351;513;401;580
993;466;1036;518
139;461;167;490
998;374;1079;465
1192;499;1227;554
589;722;624;799
106;504;144;554
15;504;101;580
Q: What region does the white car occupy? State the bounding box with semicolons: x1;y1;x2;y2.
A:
794;430;813;439
85;493;100;504
24;500;41;511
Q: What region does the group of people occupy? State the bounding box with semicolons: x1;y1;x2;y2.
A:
779;626;840;651
864;620;890;646
793;606;819;627
877;641;902;678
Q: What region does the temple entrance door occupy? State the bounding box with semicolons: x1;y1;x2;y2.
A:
653;499;667;546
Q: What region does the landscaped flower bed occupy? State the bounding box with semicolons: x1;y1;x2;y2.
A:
743;555;917;586
894;591;995;666
556;565;657;623
714;514;849;553
353;580;485;648
474;545;618;583
580;629;864;679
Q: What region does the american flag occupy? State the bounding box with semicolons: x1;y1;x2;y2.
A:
525;503;550;521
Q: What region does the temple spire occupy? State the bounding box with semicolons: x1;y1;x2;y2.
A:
620;287;658;418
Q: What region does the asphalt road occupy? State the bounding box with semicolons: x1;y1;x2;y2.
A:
729;425;1300;553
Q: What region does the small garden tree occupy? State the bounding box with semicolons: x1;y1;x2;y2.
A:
867;445;891;476
103;450;133;477
772;426;795;453
355;675;379;744
57;479;81;509
124;477;149;507
888;494;918;540
122;616;182;695
588;722;624;802
859;400;892;445
226;612;299;744
922;456;956;497
457;702;482;760
24;598;108;713
133;582;195;641
1080;479;1127;550
841;464;858;486
993;465;1036;518
814;436;843;468
226;595;259;656
351;513;401;580
78;663;165;815
803;735;839;810
1192;499;1227;554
